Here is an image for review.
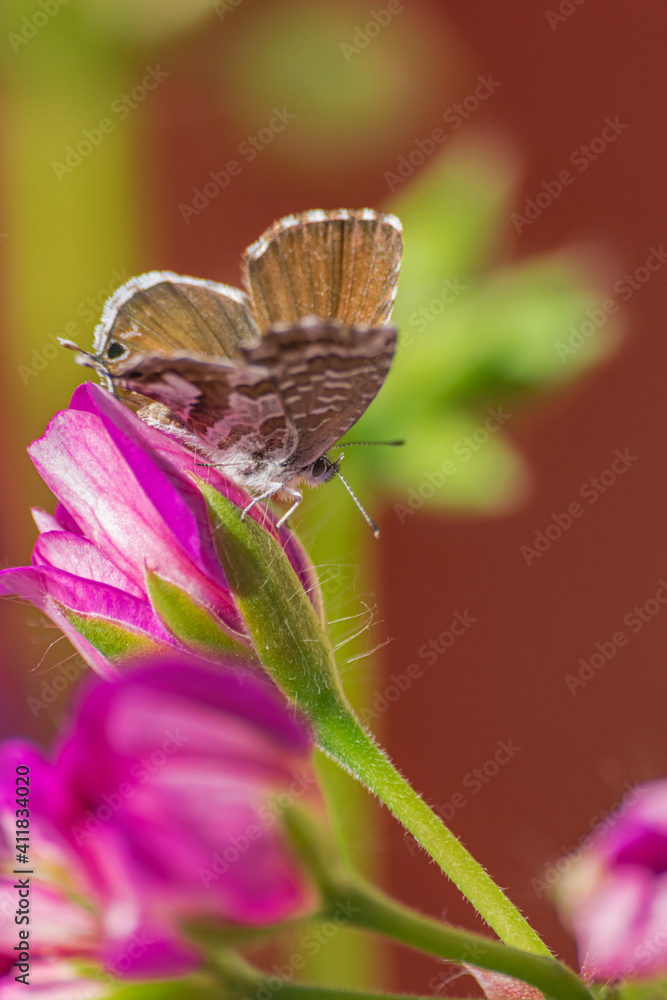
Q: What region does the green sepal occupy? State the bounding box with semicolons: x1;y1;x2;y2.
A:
145;569;250;658
197;480;345;722
55;604;165;662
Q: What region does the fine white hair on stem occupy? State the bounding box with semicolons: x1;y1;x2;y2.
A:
338;635;395;675
32;633;69;672
333;602;378;651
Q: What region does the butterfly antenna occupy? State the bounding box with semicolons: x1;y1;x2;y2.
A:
59;339;106;371
336;440;405;448
59;339;118;395
335;468;380;539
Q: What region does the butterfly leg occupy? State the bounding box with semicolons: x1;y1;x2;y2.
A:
275;487;303;529
241;484;283;521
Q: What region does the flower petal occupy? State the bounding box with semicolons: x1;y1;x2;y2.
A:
33;532;144;598
28;406;242;634
0;567;178;676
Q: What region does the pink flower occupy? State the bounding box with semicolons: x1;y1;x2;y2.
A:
0;383;320;677
0;656;322;981
558;780;667;981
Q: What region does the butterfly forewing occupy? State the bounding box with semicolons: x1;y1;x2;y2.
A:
242;209;403;334
93;272;259;373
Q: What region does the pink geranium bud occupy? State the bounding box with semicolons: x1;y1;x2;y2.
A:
0;383;321;677
557;779;667;981
0;655;324;981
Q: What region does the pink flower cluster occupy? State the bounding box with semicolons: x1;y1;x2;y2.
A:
0;386;326;994
559;780;667;981
0;383;320;678
0;656;322;992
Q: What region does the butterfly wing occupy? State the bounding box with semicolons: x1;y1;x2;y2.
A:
111;353;297;461
112;316;396;472
92;271;259;372
241;318;397;468
242;209;403;334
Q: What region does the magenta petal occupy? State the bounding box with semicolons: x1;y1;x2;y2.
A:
31;508;63;534
28;407;241;632
0;567;117;678
73;385;315;600
54;502;83;535
0;566;178;678
56;658;318;933
34;532;144;598
69;384;225;579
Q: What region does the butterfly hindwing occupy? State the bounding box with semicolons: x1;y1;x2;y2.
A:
112;353;298;460
241;319;397;467
112;317;396;469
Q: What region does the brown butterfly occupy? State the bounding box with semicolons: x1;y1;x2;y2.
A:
63;209;403;533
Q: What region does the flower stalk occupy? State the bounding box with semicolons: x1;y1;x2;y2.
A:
202;484;549;957
207;949;464;1000
283;808;592;1000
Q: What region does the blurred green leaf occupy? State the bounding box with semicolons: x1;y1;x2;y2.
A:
616;980;667;1000
346;139;621;514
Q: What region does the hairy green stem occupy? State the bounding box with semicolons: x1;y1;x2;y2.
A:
275;989;467;1000
208;949;469;1000
326;880;591;1000
315;710;548;956
284;809;590;1000
203;488;549;956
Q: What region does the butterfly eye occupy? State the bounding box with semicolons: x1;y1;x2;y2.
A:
106;342;125;360
310;458;328;478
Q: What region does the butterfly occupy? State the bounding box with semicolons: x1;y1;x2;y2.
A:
63;209;403;534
